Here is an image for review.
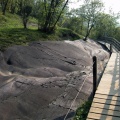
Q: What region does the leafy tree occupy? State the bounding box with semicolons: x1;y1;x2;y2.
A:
78;0;103;41
8;0;19;14
21;5;32;29
0;0;9;15
62;16;84;35
94;13;119;39
62;8;86;35
17;0;33;29
114;27;120;41
36;0;69;33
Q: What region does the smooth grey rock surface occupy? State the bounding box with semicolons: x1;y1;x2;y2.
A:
0;40;109;120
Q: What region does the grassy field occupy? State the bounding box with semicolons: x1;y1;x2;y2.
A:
0;12;83;51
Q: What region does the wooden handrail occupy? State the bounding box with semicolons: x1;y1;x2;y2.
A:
97;36;120;51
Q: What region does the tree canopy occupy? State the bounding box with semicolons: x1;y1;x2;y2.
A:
0;0;120;40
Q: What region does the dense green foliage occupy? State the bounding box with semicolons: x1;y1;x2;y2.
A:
74;101;92;120
78;0;104;41
0;0;120;49
63;1;120;41
35;0;69;33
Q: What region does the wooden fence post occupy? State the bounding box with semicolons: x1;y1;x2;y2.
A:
119;52;120;82
93;56;97;98
110;44;112;55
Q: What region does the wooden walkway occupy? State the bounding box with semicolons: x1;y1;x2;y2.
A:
87;52;120;120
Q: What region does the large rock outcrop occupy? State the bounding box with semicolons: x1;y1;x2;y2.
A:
0;39;109;120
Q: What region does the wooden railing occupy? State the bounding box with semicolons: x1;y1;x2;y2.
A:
97;36;120;52
93;37;120;98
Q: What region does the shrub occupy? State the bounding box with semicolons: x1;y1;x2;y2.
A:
74;101;92;120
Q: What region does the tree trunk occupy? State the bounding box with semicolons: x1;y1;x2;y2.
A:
1;0;9;15
84;19;90;41
52;0;69;31
10;4;15;14
23;22;27;29
84;24;94;41
23;18;28;29
84;31;89;41
42;0;54;32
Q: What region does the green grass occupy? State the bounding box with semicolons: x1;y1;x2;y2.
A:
0;12;83;51
0;27;62;51
0;12;22;29
0;28;38;50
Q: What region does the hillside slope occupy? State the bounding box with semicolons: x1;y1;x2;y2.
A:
0;12;83;51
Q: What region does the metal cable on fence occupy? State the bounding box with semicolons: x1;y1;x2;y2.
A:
63;61;95;120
